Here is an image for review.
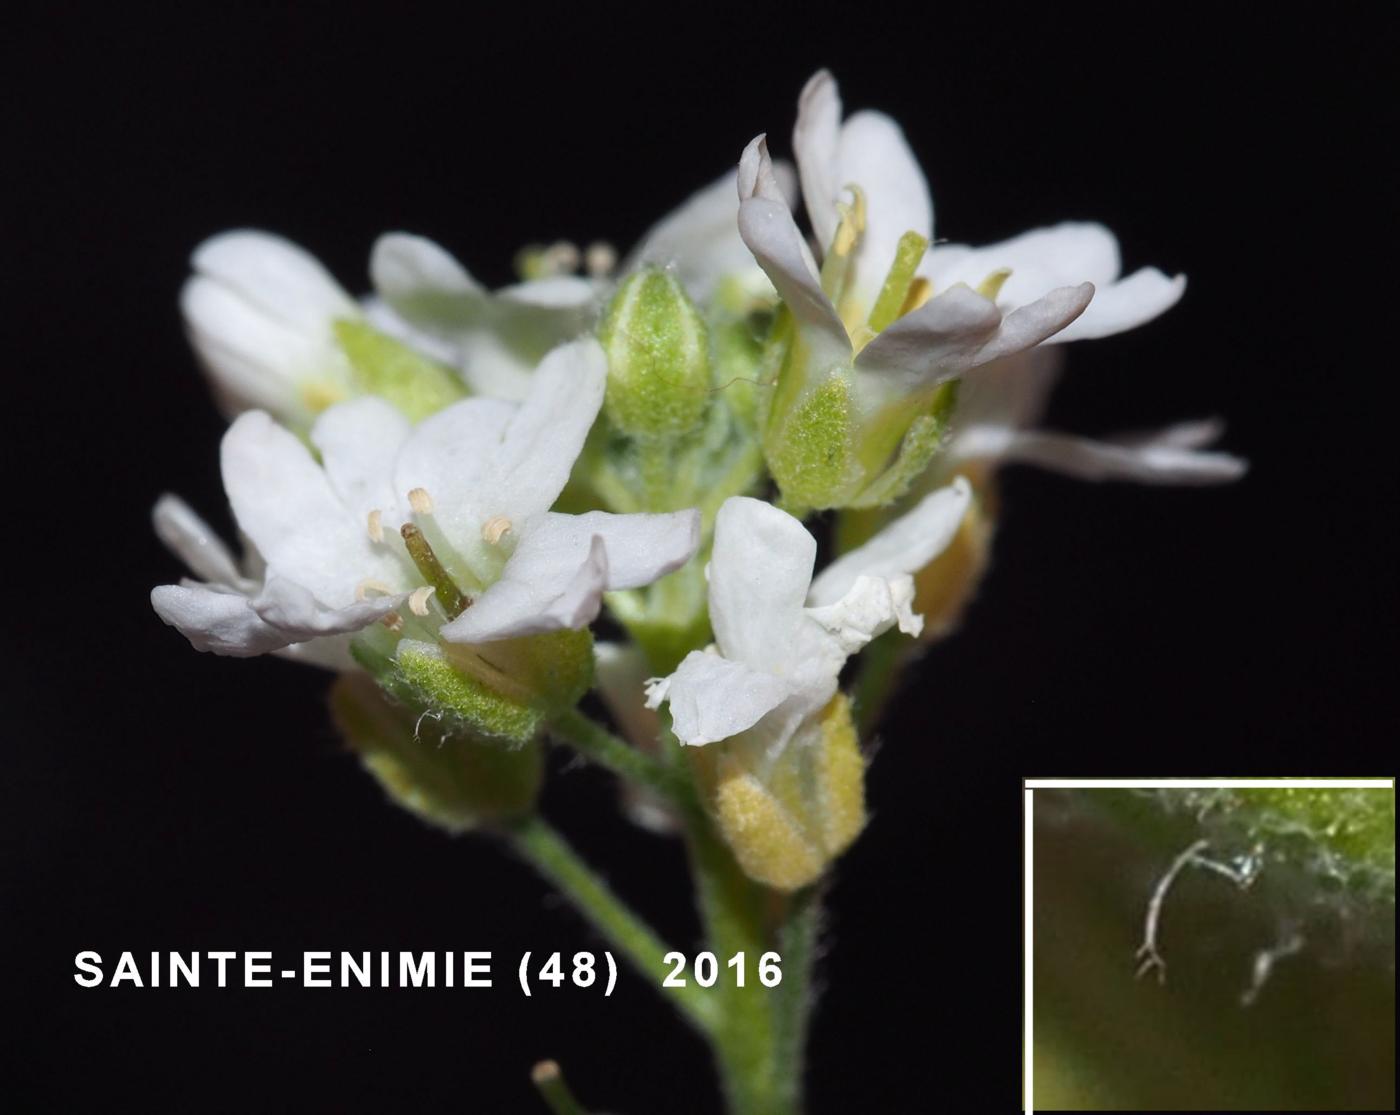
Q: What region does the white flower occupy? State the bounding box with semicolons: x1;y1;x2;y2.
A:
152;338;700;658
646;478;971;747
369;233;600;401
791;69;1186;349
622;162;797;305
738;130;1091;426
944;349;1247;484
181;230;365;424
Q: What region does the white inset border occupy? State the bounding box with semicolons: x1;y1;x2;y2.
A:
1021;776;1393;1112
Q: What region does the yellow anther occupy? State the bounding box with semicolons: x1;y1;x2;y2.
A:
408;487;434;514
976;268;1012;302
482;516;513;545
408;586;435;617
355;578;396;601
584;241;616;278
367;509;384;543
901;276;933;315
832;184;867;258
300;379;346;414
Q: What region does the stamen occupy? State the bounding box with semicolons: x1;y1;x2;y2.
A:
408;487;434;514
367;509;384;543
355;578;396;600
482;516;513;545
381;611;404;632
400;522;468;620
866;230;930;335
901;276;933;316
584;241;616;278
819;184;866;305
408;586;435;617
976;268;1012;302
544;240;580;275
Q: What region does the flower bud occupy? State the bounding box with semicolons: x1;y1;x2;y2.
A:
599;267;711;441
330;672;543;832
689;693;866;891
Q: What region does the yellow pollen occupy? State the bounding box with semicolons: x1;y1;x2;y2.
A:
408;487;434;514
355;578;396;601
482;516;513;545
408;586;435;616
367;509;384;543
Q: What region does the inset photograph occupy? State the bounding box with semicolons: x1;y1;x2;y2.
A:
1025;780;1395;1111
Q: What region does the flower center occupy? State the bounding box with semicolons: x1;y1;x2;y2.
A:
400;521;469;620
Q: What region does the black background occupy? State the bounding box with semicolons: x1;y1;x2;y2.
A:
6;7;1393;1112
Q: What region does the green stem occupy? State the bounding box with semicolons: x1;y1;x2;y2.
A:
771;887;821;1111
506;814;721;1035
681;791;813;1115
549;707;687;805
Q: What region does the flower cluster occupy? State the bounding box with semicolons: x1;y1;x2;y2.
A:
153;69;1243;887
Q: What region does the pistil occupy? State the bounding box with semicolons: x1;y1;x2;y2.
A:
400;523;469;619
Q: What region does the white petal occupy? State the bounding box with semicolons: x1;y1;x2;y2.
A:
949;347;1063;433
594;642;661;750
439;529;608;644
806;572;922;648
963;424;1248;483
707;497;816;671
922;223;1184;343
646;649;793;746
924;223;1123;295
1051;268;1186;343
361;295;459;365
1120;417;1225;450
625;165;797;302
809;477;972;605
793;69;843;254
854;284;1002;401
967;282;1094;367
573;509;701;589
737;136;851;368
251;575;404;639
837;110;933;306
152;494;245;588
392;395;518;542
370;232;489;330
310;398;413;525
192;230;358;329
472;337;607;524
182;276;343;415
372;235;595;401
498;276;598;310
221;411;393;606
274;636;357;672
151;582;293;657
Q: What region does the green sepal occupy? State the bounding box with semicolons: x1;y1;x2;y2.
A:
333;318;466;421
329;672;541;832
351;629;594;749
848;380;959;509
764;372;861;513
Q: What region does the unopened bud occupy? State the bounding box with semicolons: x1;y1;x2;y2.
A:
599;267;711;440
